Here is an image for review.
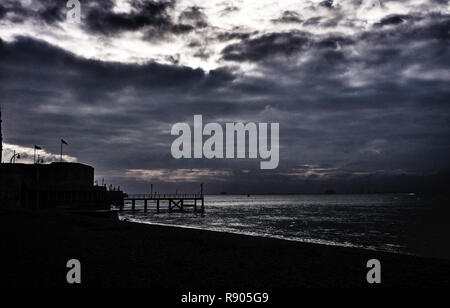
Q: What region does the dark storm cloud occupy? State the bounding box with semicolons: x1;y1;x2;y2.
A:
192;48;211;60
222;13;449;64
0;36;243;182
39;5;64;24
216;31;254;42
1;9;450;193
0;36;209;90
221;31;313;62
319;0;334;9
0;0;65;25
37;0;66;24
430;0;449;4
178;6;208;28
271;11;303;24
374;14;413;27
303;17;322;26
315;36;354;49
367;12;450;42
0;1;23;14
0;0;31;23
0;5;6;19
217;12;450;187
84;0;195;39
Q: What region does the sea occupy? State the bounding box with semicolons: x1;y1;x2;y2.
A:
119;194;450;259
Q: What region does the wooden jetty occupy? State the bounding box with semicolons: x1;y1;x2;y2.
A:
123;193;204;213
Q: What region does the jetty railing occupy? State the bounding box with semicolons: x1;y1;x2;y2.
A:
122;193;204;213
125;193;203;199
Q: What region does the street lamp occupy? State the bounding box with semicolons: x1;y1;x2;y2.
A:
10;150;20;163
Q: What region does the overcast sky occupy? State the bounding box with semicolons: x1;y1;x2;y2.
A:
1;0;449;193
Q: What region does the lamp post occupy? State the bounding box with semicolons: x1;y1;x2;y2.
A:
10;150;20;163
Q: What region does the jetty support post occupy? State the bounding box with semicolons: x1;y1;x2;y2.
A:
200;183;204;213
144;199;148;213
157;199;160;213
132;199;135;211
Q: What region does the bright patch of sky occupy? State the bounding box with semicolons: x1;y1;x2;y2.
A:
0;0;448;71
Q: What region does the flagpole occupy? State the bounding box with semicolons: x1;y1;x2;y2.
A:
60;140;63;162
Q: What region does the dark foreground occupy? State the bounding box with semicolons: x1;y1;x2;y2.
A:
1;210;449;288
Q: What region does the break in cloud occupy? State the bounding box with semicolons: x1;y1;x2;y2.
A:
0;0;449;194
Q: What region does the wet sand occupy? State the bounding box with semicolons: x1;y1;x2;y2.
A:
0;209;449;288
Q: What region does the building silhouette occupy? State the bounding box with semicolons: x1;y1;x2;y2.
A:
0;107;123;210
1;105;3;164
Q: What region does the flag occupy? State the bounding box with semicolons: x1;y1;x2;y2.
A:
61;139;68;145
34;145;42;150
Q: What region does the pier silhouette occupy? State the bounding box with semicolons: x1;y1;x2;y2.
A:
123;184;204;213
